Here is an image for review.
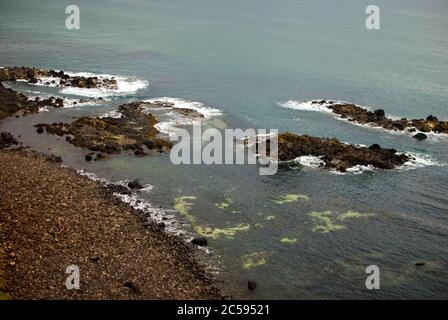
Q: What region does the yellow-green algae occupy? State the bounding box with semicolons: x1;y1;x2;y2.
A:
174;196;250;239
174;196;197;224
337;210;375;220
215;197;234;209
242;252;271;270
265;215;276;221
195;224;250;239
273;193;310;204
280;237;298;244
308;211;345;233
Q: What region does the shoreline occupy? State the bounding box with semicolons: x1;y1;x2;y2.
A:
0;149;224;300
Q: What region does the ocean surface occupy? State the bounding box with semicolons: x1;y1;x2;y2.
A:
1;0;448;299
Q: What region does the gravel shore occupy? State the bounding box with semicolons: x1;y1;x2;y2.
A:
0;149;220;299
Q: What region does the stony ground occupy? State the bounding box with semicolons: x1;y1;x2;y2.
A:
0;150;219;299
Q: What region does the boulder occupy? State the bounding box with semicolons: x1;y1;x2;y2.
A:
248;281;257;291
128;179;143;189
413;133;427;141
191;237;208;247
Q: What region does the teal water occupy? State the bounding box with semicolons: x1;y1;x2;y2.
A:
1;0;448;299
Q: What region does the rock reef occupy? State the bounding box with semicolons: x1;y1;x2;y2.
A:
276;132;410;172
35;102;175;159
0;81;64;119
311;100;448;139
0;66;118;89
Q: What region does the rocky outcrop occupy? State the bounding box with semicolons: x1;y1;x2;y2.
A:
276;132;410;172
0;132;18;149
35;102;173;158
0;81;64;119
310;100;448;135
0;66;117;90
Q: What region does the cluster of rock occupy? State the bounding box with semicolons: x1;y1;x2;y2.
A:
0;66;118;89
275;132;410;172
0;132;18;149
0;81;64;119
35;102;174;160
311;100;448;140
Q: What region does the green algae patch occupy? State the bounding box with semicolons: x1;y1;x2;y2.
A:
337;210;375;220
174;196;251;240
242;251;270;270
280;237;298;244
308;211;345;233
215;197;234;209
265;215;276;221
273;193;309;204
174;196;197;224
195;224;250;239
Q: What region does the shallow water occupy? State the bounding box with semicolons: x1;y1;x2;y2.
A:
1;0;448;299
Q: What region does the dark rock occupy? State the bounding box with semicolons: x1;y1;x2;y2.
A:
276;132;410;172
0;132;18;149
89;255;100;263
123;281;141;294
107;184;129;194
191;237;208;247
415;262;425;267
248;281;257;291
373;109;385;117
85;154;93;162
128;179;143;189
413;133;427;141
36;127;44;134
95;153;106;161
309;101;448;135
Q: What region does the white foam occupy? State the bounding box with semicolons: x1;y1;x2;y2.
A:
346;164;375;174
293;155;325;168
278;100;335;113
103;109;123;118
63;97;111;108
399;152;442;170
31;76;61;87
145;97;223;118
60;71;148;98
280;100;448;141
76;169;188;235
144;97;223;136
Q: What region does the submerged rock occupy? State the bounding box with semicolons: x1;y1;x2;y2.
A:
248;281;257;291
308;100;448;135
275;132;410;172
